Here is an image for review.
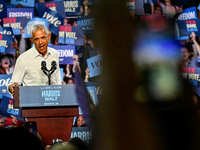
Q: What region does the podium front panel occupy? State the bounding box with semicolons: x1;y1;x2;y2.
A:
19;85;78;107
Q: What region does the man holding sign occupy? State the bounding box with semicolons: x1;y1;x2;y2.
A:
8;24;62;95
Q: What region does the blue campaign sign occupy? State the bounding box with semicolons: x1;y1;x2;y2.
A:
40;7;63;36
63;0;82;16
3;17;29;35
10;0;35;8
22;18;48;38
49;45;76;64
0;74;12;95
76;15;95;31
0;34;15;54
177;20;200;37
86;86;98;105
7;8;34;19
178;7;198;21
0;96;23;120
37;1;66;19
58;25;85;45
0;0;7;19
87;54;102;78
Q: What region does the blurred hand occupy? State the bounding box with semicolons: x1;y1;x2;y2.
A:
9;83;19;95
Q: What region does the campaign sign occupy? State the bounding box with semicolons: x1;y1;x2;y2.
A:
22;18;48;38
3;17;29;35
0;34;15;54
87;54;102;78
49;45;76;64
177;20;200;37
0;74;11;94
76;16;95;31
58;25;85;45
63;0;82;16
7;8;34;19
40;7;63;36
71;127;92;145
86;86;98;105
178;7;198;21
126;0;135;10
0;0;7;19
10;0;35;8
37;1;66;19
86;82;102;100
0;96;23;120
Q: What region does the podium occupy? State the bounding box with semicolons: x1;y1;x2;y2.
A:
13;85;79;146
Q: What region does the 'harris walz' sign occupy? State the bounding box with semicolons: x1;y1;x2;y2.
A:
71;127;92;145
76;15;95;31
3;17;29;35
58;25;85;45
19;85;78;107
63;0;82;16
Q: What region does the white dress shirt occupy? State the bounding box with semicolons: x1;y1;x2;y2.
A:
9;46;62;86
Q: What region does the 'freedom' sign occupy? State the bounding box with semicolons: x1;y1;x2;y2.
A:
178;7;198;21
49;45;76;64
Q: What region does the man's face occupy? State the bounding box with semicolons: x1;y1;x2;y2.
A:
31;29;51;57
181;47;190;61
0;118;6;128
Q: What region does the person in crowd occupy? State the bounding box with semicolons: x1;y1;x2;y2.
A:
0;115;6;128
154;4;164;15
0;54;14;75
159;0;183;19
84;67;90;82
8;24;62;95
74;115;86;127
68;137;88;150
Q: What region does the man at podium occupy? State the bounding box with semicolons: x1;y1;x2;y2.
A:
8;24;62;95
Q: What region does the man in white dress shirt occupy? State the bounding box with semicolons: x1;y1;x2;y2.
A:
8;24;62;95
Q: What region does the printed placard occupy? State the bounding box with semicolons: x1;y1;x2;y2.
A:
86;86;98;105
3;17;29;35
76;15;95;31
22;18;48;38
0;96;23;120
178;7;198;21
58;25;85;45
10;0;35;7
7;8;34;19
126;0;135;10
0;0;7;19
40;7;63;36
177;20;200;37
63;0;82;16
37;1;66;19
87;54;102;77
49;45;76;64
0;34;15;54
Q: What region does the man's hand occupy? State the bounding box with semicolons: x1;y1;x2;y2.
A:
9;83;19;95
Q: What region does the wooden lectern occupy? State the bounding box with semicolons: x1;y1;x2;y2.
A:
13;85;79;146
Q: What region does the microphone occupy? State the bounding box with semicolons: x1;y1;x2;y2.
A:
41;60;57;85
41;61;48;76
49;61;57;76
